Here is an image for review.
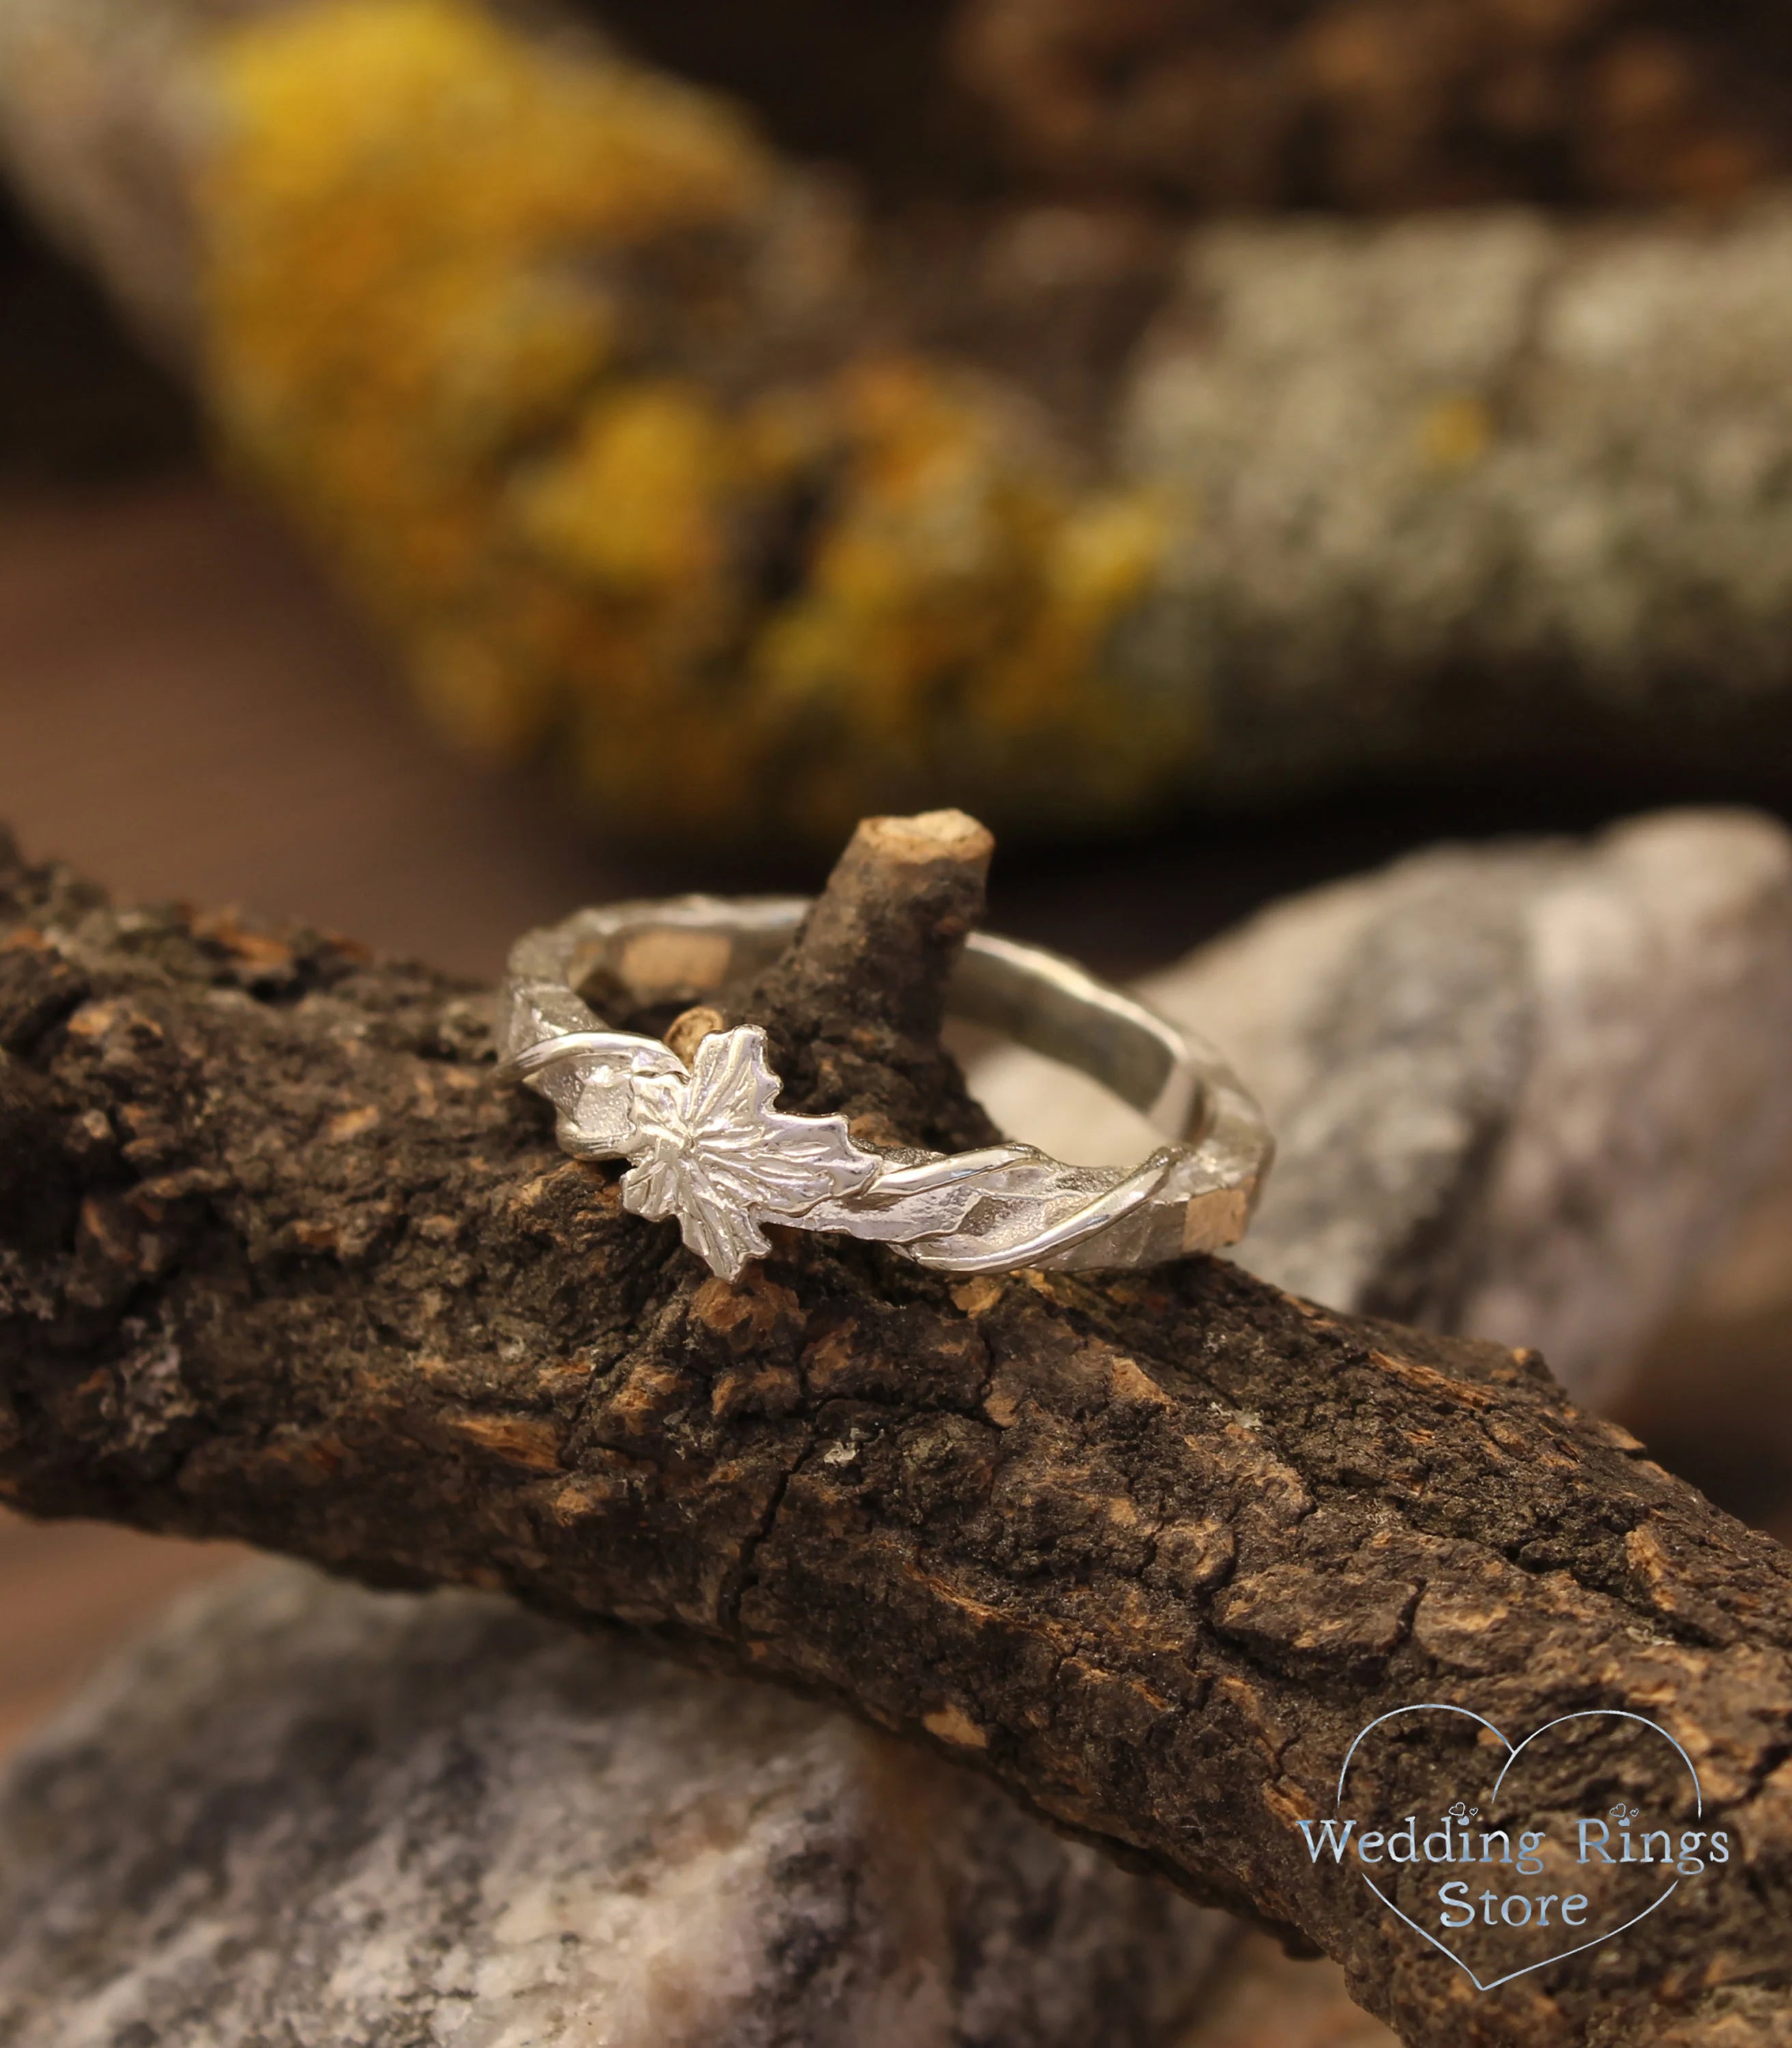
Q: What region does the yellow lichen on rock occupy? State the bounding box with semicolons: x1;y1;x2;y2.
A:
203;0;769;757
199;0;1190;842
514;384;737;599
748;362;1180;837
1421;393;1496;474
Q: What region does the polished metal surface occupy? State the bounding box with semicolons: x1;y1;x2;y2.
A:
498;897;1273;1282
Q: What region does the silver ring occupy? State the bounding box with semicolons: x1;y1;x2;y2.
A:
497;897;1273;1283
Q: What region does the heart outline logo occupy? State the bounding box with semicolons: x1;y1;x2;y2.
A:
1335;1705;1704;1992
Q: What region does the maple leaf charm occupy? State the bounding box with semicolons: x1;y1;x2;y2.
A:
618;1027;881;1282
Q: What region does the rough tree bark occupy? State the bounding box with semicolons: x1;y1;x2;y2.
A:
1;813;1789;2047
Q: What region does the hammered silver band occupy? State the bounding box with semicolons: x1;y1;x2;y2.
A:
497;897;1272;1283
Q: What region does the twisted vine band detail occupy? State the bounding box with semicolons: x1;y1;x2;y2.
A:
496;898;1274;1284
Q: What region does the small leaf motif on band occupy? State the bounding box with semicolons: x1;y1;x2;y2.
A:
619;1027;879;1281
502;906;1269;1282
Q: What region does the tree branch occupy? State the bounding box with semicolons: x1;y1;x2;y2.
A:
1;817;1789;2046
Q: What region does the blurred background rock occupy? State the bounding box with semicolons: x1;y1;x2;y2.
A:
948;0;1792;210
8;0;1792;849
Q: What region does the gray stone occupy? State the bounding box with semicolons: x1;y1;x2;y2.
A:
972;808;1792;1407
0;1563;1227;2048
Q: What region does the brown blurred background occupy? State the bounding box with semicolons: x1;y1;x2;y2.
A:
1;180;1788;1767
